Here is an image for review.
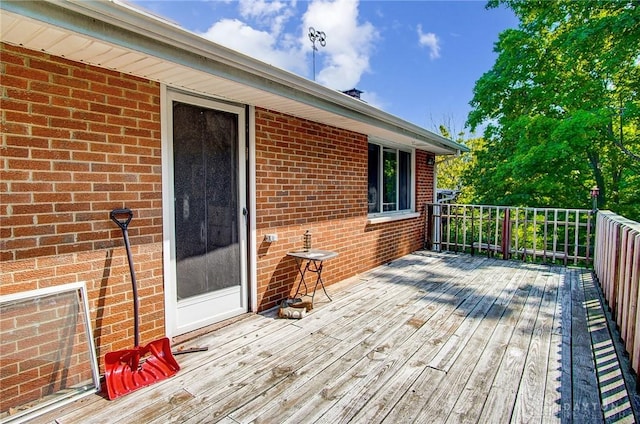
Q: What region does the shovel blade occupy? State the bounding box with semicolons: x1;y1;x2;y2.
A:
104;337;180;400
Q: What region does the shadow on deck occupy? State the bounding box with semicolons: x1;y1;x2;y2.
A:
32;251;640;423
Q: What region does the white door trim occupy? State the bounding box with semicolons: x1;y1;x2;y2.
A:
247;105;258;313
161;86;254;337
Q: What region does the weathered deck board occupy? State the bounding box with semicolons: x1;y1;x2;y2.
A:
451;265;546;424
511;271;559;424
319;259;507;424
582;269;636;423
27;251;638;424
233;255;489;424
398;263;533;424
571;268;604;423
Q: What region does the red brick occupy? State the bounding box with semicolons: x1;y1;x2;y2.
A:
71;151;106;162
29;58;70;75
30;81;70;97
91;82;123;97
31;149;71;161
0;99;29;112
51;74;90;89
5;110;48;126
8;159;50;171
53;162;90;172
71;110;105;123
52;95;89;110
11;203;54;215
73;131;107;143
1;45;433;381
71;88;105;103
15;246;57;259
50;117;88;130
5;88;50;104
2;146;29;158
72;68;107;84
51;139;88;151
31;126;71;139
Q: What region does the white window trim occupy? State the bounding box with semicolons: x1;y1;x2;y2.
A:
367;211;421;225
367;137;416;219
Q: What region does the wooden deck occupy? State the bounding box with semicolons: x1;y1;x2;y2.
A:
34;251;639;423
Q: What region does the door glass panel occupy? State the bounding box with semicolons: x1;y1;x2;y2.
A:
173;102;240;300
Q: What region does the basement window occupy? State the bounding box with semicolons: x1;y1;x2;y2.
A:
0;282;100;423
367;140;414;219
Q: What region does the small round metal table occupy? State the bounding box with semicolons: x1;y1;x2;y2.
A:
287;249;338;306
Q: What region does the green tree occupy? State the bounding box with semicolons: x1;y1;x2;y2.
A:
466;0;640;220
435;125;483;204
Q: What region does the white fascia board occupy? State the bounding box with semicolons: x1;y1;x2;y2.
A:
2;0;467;154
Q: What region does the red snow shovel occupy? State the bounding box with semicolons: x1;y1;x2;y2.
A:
104;208;180;400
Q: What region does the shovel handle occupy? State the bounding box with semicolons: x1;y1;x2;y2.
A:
110;208;133;230
110;207;139;347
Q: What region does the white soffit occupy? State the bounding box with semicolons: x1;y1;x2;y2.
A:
0;2;464;155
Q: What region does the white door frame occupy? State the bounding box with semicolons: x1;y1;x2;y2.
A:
160;85;257;337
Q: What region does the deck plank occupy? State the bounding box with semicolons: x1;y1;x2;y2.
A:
250;257;493;424
315;257;501;424
402;261;537;423
511;269;560;423
323;260;507;424
444;264;544;424
582;269;636;423
384;262;531;424
541;266;568;423
571;268;604;423
175;255;452;423
24;251;638;424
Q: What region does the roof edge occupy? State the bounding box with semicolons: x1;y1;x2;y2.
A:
2;0;469;154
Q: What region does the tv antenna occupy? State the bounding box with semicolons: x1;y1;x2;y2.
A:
308;27;326;81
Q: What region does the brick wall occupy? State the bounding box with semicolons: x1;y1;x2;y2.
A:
0;42;436;407
254;109;433;310
0;43;164;386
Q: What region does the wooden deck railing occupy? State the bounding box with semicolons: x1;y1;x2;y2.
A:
594;211;640;374
424;203;595;266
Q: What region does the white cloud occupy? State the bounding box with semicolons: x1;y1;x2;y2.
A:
238;0;295;34
200;18;306;73
302;0;379;89
417;24;440;60
197;0;377;92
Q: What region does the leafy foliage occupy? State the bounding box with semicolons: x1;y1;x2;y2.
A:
435;126;482;204
466;0;640;220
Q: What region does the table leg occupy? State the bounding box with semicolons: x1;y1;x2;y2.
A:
293;259;311;299
309;260;332;305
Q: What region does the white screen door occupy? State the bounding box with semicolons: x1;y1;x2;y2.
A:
165;91;247;335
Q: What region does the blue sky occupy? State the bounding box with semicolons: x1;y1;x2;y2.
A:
130;0;518;135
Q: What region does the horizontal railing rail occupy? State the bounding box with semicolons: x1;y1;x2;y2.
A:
424;203;595;266
594;211;640;375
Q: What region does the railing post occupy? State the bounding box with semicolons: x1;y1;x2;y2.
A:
501;208;512;260
425;203;433;250
471;206;476;256
586;210;593;265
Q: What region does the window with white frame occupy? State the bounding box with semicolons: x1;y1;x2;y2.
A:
368;140;413;215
